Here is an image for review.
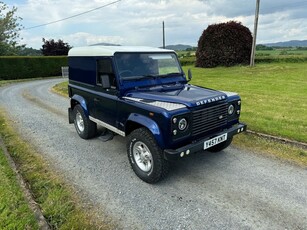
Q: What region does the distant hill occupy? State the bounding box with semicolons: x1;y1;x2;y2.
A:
264;40;307;47
164;44;193;51
90;43;120;46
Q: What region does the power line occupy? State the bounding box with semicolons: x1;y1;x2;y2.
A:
23;0;122;30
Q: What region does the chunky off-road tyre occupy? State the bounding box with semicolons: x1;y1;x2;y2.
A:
73;104;97;139
127;128;169;183
207;136;233;152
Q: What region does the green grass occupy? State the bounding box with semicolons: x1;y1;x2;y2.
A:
234;133;307;167
0;110;115;229
55;63;307;143
182;63;307;143
52;81;69;97
256;49;307;57
52;64;307;166
0;148;38;229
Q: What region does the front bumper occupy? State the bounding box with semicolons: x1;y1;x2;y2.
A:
163;123;247;160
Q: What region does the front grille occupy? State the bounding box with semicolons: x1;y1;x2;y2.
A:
192;103;228;136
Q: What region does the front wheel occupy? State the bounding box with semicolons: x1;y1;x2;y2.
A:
127;128;169;183
73;105;97;139
207;136;233;152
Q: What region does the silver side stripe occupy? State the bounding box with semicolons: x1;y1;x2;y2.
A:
89;116;125;137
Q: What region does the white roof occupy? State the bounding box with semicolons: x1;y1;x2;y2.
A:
68;46;174;57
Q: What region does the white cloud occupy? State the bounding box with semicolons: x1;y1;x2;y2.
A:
8;0;307;48
63;32;124;47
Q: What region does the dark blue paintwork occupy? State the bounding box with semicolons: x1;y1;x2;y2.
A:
68;51;246;158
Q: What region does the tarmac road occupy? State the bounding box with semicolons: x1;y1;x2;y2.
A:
0;78;306;230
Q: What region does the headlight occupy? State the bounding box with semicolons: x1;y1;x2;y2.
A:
228;104;234;115
178;118;187;131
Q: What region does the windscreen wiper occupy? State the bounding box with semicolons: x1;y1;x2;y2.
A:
122;75;157;81
160;72;181;78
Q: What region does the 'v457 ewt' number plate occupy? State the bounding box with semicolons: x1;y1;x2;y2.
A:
204;133;228;150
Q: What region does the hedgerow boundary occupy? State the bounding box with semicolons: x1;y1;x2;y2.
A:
0;56;67;80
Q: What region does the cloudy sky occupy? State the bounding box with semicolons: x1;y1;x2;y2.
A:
5;0;307;49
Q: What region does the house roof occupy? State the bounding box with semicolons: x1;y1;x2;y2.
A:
68;46;174;57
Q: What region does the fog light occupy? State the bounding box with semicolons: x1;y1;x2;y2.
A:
241;127;244;132
173;130;177;135
237;129;240;133
180;152;184;157
186;150;190;155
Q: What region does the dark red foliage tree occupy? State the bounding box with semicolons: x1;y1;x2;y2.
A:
196;21;252;68
41;38;71;56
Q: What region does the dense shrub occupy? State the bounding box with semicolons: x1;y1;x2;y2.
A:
0;56;68;80
196;21;252;68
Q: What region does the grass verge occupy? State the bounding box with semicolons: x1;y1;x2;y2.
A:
57;63;307;143
234;133;307;167
52;81;69;97
0;109;115;229
0;147;38;229
182;63;307;143
53;76;307;167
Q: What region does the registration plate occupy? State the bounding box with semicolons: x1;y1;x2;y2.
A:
204;133;228;150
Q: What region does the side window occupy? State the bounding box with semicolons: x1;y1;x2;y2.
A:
96;59;116;88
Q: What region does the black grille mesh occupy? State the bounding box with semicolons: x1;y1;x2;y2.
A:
192;103;228;136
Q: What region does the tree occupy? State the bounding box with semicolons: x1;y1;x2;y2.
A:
18;47;41;56
196;21;252;68
41;38;72;56
0;1;24;55
256;44;273;51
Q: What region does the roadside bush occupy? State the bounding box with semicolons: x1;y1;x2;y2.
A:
196;21;252;68
0;56;68;80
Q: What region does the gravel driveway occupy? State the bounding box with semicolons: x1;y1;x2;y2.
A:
0;78;306;230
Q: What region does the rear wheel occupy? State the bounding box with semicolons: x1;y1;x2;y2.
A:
127;128;169;183
73;105;97;139
207;137;233;152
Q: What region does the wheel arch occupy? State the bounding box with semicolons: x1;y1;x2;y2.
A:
70;95;89;117
126;113;165;148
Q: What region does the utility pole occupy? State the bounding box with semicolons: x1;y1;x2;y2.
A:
162;21;165;49
250;0;260;67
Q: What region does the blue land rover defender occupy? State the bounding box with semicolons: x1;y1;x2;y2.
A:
68;46;246;183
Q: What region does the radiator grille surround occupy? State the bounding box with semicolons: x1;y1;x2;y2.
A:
192;103;228;136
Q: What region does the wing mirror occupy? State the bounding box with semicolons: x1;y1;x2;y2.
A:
187;69;192;82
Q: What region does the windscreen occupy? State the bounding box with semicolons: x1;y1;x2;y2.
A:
114;52;182;79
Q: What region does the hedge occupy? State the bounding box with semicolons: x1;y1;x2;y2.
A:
0;56;68;80
179;56;196;66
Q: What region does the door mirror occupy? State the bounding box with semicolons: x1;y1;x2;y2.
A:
187;69;192;82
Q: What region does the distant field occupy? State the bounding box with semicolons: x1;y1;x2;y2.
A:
256;49;307;57
177;49;307;64
182;63;307;143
